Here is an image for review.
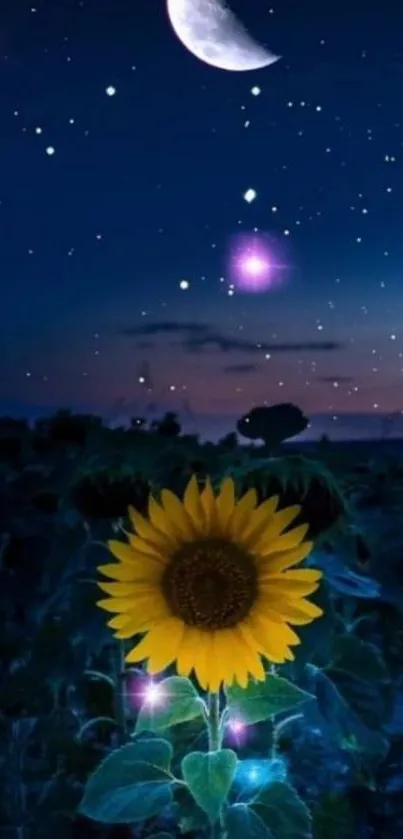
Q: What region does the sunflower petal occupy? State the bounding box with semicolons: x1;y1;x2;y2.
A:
257;542;313;574
97;597;137;614
208;631;234;692
98;562;162;583
148;496;180;544
232;628;266;684
238;495;279;549
243;614;292;663
228;489;258;539
107;614;133;630
260;568;322;584
200;478;219;534
125;616;183;666
254;505;302;552
126;533;167;562
97;581;137;597
191;632;213;690
176;627;204;678
260;523;310;556
216;478;236;533
107;540;135;564
268;597;324;624
183;476;205;533
260;578;320;598
146;618;186;674
128;506;173;549
239;616;289;663
160;489;194;539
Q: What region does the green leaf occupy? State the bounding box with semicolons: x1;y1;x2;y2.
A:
226;675;313;724
226;804;274;838
311;666;389;758
331;635;389;683
78;738;174;823
251;782;313;839
174;783;210;834
181;749;237;823
136;676;204;734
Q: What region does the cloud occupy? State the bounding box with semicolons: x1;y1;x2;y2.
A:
185;335;342;355
122;321;208;337
121;321;343;356
223;363;259;374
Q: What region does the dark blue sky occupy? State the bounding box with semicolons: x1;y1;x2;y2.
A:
2;0;403;440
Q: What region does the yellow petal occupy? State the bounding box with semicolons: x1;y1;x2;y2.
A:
190;631;213;690
107;614;133;630
260;568;322;584
238;495;279;549
107;540;136;564
129;506;174;550
228;489;258;539
125;616;184;665
146;619;186;674
216;477;236;533
200;478;219;534
183;475;204;532
176;627;204;678
284;648;295;661
148;496;180;544
254;505;302;553
257;542;313;574
98;562;162;583
252;608;301;647
160;489;194;539
97;581;137;597
115;592;171;637
97;597;138;614
241;615;291;664
268;597;324;624
232;627;266;683
114;618;151;639
260;578;320;598
208;631;234;692
260;524;309;556
126;532;167;562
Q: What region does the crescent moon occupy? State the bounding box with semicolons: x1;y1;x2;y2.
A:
166;0;280;73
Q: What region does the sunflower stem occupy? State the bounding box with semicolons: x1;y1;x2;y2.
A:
207;692;221;751
207;693;225;839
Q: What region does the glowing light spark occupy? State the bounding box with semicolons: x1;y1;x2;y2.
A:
228;233;288;292
142;681;164;707
228;719;245;734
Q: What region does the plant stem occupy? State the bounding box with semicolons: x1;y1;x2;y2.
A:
113;641;127;740
207;693;225;839
207;692;221;751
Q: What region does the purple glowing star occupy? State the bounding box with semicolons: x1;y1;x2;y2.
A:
229;233;286;293
226;717;248;745
228;719;245;735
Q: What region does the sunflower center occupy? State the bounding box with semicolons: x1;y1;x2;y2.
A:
161;537;258;630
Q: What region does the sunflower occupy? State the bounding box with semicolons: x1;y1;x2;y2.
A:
97;476;323;692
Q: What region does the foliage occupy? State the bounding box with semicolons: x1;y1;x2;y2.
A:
0;407;403;838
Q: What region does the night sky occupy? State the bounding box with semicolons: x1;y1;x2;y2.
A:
2;0;403;441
